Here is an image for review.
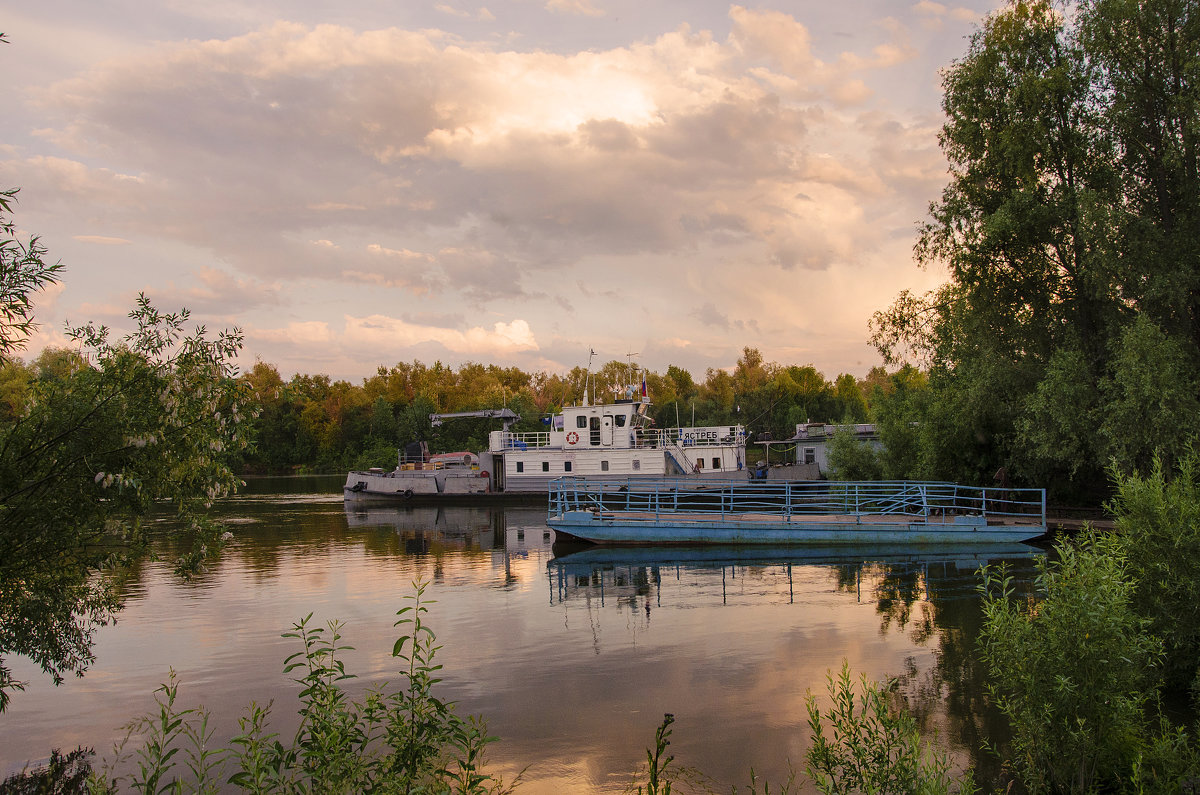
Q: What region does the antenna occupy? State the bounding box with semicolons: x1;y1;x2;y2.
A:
584;348;596;407
624;350;641;403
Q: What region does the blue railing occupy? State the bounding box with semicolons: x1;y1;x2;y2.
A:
548;477;1046;527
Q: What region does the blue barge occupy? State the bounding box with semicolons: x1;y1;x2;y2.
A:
547;477;1048;545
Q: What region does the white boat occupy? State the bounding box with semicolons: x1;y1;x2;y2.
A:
344;372;747;502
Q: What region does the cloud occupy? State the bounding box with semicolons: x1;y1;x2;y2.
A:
24;8;931;288
8;3;968;381
911;1;980;27
73;234;131;245
342;314;538;354
254;321;333;345
144;267;284;317
545;0;605;17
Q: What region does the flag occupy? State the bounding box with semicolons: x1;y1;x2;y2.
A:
640;373;647;398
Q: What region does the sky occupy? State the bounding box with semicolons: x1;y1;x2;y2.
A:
2;1;999;383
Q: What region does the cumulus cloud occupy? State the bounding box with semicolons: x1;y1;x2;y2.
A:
343;314;538;354
7;2;980;379
912;0;979;27
25;8;931;286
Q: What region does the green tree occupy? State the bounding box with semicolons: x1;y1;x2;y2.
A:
871;0;1200;494
832;373;868;423
978;532;1196;792
1108;450;1200;696
0;187;62;363
826;426;883;481
0;191;252;710
1099;316;1200;476
871;366;931;480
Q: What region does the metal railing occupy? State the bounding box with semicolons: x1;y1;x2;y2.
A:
548;477;1047;527
497;425;745;450
495;431;552;449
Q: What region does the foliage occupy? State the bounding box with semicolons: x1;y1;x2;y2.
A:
804;662;973;795
92;580;511;794
0;747;93;795
628;713;795;795
977;532;1200;793
868;365;932;481
639;713;676;795
0;180;254;710
0;296;252;711
870;0;1200;496
0;187;62;363
825;425;883;481
1108;450;1200;695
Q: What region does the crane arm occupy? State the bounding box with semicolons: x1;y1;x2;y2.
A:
429;408;521;430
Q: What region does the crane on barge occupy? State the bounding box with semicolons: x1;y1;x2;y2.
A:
429;408;521;431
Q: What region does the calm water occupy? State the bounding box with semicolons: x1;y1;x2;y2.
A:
1;476;1042;792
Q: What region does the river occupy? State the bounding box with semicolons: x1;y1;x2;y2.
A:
1;476;1042;792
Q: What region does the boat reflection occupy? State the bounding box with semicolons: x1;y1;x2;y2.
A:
342;503;552;556
547;541;1044;606
342;503;503;554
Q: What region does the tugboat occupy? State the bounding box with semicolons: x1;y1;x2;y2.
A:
344;356;746;502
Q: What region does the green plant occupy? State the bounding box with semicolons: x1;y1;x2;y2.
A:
0;747;93;794
642;713;675;795
804;662;972;795
91;580;510;794
977;532;1197;793
1108;450;1200;695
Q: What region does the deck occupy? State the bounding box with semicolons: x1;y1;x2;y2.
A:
547;477;1048;545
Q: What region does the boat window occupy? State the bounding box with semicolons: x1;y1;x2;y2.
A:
601;461;609;471
516;461;524;473
614;415;627;427
804;447;816;464
576;416;587;429
564;461;572;472
712;457;720;469
632;459;640;470
542;461;549;472
696;458;704;469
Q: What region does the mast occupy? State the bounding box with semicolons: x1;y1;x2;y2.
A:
584;348;596;407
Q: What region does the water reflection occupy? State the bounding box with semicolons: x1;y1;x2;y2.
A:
1;490;1044;794
544;540;1044;788
548;543;1040;607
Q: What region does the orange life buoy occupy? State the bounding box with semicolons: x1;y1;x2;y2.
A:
567;431;579;445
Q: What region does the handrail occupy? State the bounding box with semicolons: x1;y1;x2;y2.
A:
548;477;1046;527
498;425;745;450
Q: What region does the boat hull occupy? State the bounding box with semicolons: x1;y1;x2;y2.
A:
344;468;747;502
548;510;1046;545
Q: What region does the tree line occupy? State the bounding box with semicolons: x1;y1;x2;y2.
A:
195;349;890;475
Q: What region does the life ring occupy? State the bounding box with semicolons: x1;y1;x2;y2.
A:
403;488;414;499
567;431;579;445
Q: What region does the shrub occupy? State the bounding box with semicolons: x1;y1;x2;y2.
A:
91;580;511;794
